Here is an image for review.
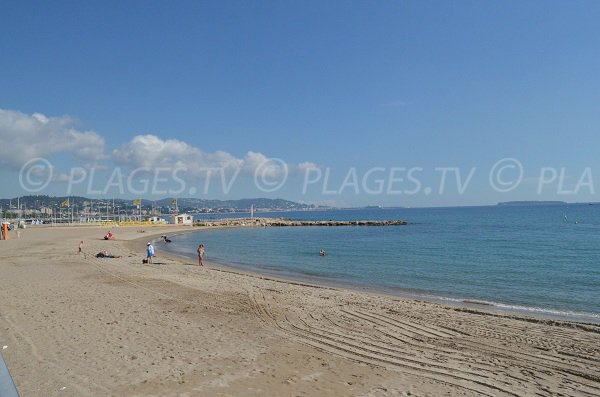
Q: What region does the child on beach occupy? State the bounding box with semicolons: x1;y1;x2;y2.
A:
78;241;84;255
197;243;205;266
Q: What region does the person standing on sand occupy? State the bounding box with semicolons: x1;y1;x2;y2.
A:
78;241;84;255
146;242;155;264
197;243;205;266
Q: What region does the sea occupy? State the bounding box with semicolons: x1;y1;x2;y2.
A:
161;204;600;324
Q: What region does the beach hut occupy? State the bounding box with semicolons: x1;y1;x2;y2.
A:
148;216;167;224
170;214;193;225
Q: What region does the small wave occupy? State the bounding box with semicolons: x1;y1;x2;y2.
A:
418;295;600;321
462;299;494;306
487;302;600;320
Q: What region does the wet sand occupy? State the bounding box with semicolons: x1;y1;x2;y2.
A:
0;225;599;396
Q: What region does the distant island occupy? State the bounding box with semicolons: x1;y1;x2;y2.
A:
497;201;567;206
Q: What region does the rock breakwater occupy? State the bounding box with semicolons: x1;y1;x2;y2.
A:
194;217;408;227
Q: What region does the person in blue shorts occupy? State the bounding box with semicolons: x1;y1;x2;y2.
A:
146;242;155;264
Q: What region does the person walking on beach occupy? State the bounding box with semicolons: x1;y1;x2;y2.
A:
197;243;205;266
78;240;84;256
146;242;155;264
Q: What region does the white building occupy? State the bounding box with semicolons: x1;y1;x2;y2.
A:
170;214;193;225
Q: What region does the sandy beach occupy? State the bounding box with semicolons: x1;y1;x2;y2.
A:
0;225;599;397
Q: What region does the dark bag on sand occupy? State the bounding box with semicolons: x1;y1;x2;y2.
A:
142;259;148;264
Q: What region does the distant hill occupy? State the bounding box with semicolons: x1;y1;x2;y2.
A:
0;195;93;209
153;197;315;211
497;201;567;206
0;195;323;213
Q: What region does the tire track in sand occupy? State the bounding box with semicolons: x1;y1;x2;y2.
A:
248;292;531;397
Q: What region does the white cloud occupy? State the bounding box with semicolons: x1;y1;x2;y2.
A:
0;109;106;168
297;161;319;172
112;134;308;178
1;108;319;194
112;134;242;172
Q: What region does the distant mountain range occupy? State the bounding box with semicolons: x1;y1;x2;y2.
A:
0;195;323;212
153;197;319;211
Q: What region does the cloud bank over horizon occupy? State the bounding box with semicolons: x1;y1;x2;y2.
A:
1;108;316;181
111;134;307;179
0;109;106;169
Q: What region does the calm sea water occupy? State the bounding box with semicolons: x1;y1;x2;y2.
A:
162;205;600;323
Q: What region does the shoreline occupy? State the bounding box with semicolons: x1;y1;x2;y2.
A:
154;226;600;326
15;222;600;325
1;225;599;396
174;253;600;327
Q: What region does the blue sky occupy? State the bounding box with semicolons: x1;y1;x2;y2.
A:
1;1;599;207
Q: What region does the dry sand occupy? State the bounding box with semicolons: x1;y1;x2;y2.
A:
0;225;599;397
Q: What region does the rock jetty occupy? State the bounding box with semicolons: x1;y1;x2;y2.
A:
193;217;408;227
